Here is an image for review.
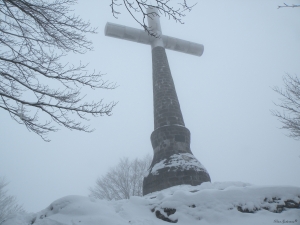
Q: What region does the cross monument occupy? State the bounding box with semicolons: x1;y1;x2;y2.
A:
105;7;211;195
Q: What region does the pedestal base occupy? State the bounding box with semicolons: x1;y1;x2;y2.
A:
143;125;211;195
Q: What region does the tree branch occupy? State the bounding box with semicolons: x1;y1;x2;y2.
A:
0;0;117;141
272;74;300;140
110;0;197;37
278;3;300;8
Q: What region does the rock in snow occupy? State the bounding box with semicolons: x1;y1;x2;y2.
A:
3;182;300;225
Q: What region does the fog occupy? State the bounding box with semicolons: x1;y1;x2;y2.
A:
0;0;299;212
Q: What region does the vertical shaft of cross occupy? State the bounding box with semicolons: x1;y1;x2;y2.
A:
152;47;185;129
104;6;211;196
143;45;211;195
142;7;211;195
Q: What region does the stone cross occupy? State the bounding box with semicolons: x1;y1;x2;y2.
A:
105;7;211;195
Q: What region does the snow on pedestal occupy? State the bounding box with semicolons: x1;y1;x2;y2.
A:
148;153;208;176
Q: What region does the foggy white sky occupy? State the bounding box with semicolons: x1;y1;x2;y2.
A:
0;0;299;213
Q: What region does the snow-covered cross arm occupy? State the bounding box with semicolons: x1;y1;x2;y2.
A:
105;7;204;57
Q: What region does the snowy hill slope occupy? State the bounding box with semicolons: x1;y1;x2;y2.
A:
3;182;300;225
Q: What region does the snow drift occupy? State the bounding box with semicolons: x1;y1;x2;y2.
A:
3;182;300;225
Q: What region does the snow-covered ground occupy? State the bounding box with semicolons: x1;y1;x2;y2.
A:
3;182;300;225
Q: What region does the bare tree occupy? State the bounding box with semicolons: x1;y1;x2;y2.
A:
89;155;152;200
278;3;300;8
0;0;116;141
272;74;300;140
0;0;196;141
0;178;24;225
110;0;197;36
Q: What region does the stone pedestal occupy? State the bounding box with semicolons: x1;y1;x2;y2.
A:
143;47;211;195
